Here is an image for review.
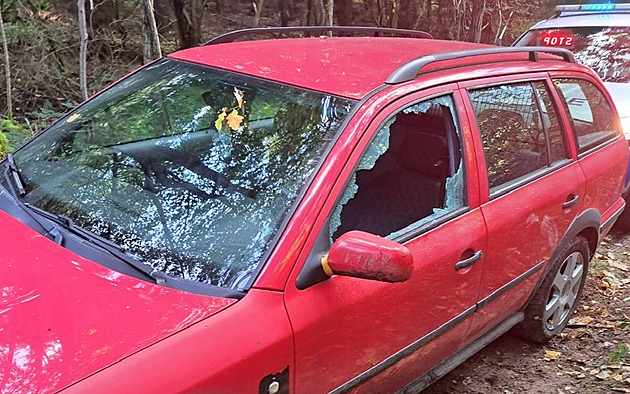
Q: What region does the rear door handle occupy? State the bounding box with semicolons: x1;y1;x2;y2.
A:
455;250;483;270
562;194;580;209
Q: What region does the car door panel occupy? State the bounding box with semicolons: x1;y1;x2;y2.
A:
457;76;588;339
283;86;487;393
285;209;486;393
469;162;586;339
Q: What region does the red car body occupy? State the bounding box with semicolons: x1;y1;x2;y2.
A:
1;32;627;393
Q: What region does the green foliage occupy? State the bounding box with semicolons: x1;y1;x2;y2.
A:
0;130;9;159
609;343;629;363
0;118;31;151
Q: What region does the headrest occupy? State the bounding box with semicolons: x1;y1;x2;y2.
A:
398;132;448;178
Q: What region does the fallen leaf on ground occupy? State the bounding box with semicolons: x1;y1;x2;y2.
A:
568;316;593;327
609;261;629;272
567;357;587;365
545;350;561;360
596;370;611;380
593;323;617;329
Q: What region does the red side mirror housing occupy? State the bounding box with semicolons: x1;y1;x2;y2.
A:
323;231;413;283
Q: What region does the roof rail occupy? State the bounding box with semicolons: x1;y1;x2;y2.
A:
385;47;576;85
203;26;433;45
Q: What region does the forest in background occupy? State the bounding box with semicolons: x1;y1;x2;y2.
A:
0;0;580;154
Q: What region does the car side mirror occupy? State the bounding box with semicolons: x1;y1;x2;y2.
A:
322;231;413;283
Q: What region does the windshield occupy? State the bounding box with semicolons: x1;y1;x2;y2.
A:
12;58;353;290
516;27;630;83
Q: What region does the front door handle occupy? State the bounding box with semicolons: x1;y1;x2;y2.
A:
562;194;580;210
455;250;483;270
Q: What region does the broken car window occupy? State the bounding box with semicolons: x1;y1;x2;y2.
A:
330;95;465;241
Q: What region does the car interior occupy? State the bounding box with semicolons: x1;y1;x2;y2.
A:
333;104;461;239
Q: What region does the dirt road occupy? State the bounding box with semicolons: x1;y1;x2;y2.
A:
426;229;630;394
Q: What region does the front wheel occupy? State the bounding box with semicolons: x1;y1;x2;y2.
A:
515;236;590;344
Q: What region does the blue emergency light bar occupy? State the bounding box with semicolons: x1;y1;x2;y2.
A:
555;3;630;13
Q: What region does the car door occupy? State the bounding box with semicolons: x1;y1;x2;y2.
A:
458;75;588;340
283;86;487;393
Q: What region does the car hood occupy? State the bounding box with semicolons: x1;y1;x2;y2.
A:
0;210;236;393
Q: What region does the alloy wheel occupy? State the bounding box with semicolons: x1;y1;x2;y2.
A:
543;251;584;331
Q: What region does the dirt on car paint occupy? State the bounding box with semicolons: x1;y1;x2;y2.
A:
425;229;630;394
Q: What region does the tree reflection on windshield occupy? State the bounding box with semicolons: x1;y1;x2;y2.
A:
14;59;354;290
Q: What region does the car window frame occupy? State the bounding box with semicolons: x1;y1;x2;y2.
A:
7;58;364;296
548;74;623;159
322;85;475;245
458;73;576;202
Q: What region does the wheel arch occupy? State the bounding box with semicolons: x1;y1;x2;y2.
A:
576;226;598;260
522;208;601;309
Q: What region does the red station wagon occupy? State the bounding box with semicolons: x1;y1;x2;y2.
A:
0;27;627;393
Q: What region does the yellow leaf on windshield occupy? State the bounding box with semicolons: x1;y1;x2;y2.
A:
234;87;245;109
227;109;244;131
215;109;227;131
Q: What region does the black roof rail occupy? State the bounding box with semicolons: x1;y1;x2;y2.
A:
203;26;433;45
385;46;576;85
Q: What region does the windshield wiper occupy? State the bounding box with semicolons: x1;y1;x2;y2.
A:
4;153;27;197
24;203;164;284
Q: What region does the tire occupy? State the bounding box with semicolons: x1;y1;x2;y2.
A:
515;236;590;344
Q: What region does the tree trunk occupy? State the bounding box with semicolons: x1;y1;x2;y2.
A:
390;0;400;28
471;0;486;43
0;5;12;118
334;0;352;26
253;0;264;27
77;0;88;101
452;0;466;41
307;0;326;26
140;0;162;63
326;0;334;26
172;0;206;49
278;0;291;26
154;0;172;33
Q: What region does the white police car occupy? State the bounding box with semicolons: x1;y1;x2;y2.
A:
515;3;630;135
515;3;630;228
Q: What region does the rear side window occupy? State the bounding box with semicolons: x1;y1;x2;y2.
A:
469;82;567;191
553;78;619;154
